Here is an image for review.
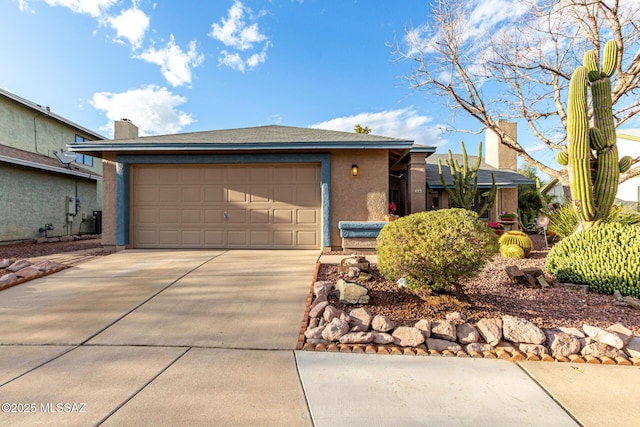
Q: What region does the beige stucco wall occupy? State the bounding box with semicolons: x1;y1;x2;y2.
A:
0;164;99;242
100;153;118;249
0;95;103;177
329;149;388;249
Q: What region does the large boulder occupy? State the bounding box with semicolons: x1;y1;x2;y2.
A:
335;279;369;304
502;315;545;345
392;327;425;347
476;318;502;347
321;318;350;342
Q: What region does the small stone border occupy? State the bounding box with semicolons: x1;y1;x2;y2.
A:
296;262;640;367
0;260;68;292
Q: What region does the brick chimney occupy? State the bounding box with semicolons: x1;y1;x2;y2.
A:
114;118;139;140
485;120;517;171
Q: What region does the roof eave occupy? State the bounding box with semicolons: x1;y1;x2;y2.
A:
0;154;102;181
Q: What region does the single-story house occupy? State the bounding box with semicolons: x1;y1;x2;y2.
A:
426;121;535;222
71;121;436;252
0;89;104;243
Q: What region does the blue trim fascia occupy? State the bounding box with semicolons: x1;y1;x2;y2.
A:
115;153;331;248
73;141;414;152
338;221;387;238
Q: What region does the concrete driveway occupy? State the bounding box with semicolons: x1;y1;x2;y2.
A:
0;250;317;426
1;249;636;426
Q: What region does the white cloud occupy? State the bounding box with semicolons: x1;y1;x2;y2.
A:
136;35;204;87
16;0;33;13
209;0;271;72
310;108;448;148
44;0;117;18
107;6;150;49
90;85;194;136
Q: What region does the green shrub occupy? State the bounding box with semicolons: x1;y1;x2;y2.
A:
545;222;640;297
376;208;499;298
547;203;579;238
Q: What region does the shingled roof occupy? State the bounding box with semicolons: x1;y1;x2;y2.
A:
71;125;417;154
426;154;534;189
0;144;101;180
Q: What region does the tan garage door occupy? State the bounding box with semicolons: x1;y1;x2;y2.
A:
132;164;321;249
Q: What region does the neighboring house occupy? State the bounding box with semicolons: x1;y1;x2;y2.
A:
72;122;436;251
0;89;104;243
425;121;534;221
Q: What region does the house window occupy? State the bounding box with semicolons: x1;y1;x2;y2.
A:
472;188;491;219
74;135;93;166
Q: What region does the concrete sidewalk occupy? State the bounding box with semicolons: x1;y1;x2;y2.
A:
0;249;638;426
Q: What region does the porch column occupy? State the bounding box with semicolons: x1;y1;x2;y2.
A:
408;152;427;213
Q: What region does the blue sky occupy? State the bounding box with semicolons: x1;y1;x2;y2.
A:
1;0;458;148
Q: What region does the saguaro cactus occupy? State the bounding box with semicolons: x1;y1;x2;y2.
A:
438;141;497;217
556;40;633;229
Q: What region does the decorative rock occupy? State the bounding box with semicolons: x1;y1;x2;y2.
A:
314;281;333;299
339;332;375;344
0;259;14;268
426;338;462;353
347;266;359;278
625;336;640;358
0;273;19;286
59;235;74;242
323;306;344;323
372;314;396;332
349;307;373;331
607;323;633;346
392;326;425;347
456;323;480;344
304;326;326;340
431;320;457;342
446;311;467;324
36;237;49;244
465;343;495;353
309;295;328;311
321;318;350;341
338;256;370;275
372;332;394;345
557;326;585;338
32;260;66;272
339;312;352;322
308;301;329;318
7;259;31;272
519;343;549;356
546;330;582;358
414;319;431;339
502;315;545;345
14;266;43;279
306;339;329;346
581;342;623;358
583;324;624;349
308;318;319;329
335;279;369;304
476;318;502;347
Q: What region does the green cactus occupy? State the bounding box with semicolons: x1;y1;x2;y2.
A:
501;244;525;259
438;141;497;217
498;230;533;257
546;222;640;297
562;40;623;229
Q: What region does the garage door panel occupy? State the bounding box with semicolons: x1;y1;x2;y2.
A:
132;164;320;249
228;188;248;203
273;187;294;203
158;230;180;245
204;209;224;224
274;210;293;224
158;188;179;203
181;209;202;224
297;209;317;224
227;230;247;246
158;209;179;224
182;230;202;246
181;187;202;203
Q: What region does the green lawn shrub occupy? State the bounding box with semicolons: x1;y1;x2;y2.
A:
545;222;640;297
376;208;499;298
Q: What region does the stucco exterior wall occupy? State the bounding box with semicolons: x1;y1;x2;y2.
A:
100;153;118;249
0;95;102;176
329;149;388;249
0;164;99;242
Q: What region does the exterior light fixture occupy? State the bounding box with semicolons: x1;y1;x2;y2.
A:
351;164;359;176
